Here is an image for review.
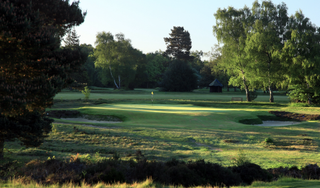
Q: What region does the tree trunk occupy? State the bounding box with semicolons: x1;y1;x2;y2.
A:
0;138;4;159
227;86;229;92
307;83;311;105
234;87;236;92
269;86;274;102
243;75;251;102
245;85;251;102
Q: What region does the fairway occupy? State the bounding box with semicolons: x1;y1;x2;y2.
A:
49;94;320;169
86;104;241;113
54;88;291;103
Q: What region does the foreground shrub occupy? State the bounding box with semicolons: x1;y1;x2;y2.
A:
187;159;242;187
18;158;85;184
5;155;320;187
231;163;273;185
301;164;320;179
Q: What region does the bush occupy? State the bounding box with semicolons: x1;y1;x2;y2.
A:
11;156;278;187
160;60;198;92
265;137;274;144
249;91;258;101
81;86;91;101
231;163;272;185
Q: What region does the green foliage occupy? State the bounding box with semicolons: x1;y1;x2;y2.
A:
232;149;251;167
249;91;258;101
0;0;86;158
160;60;198;92
265;137;274;144
213;6;253;101
81;86;91;101
164;26;194;62
244;1;289;102
145;52;168;87
280;11;320;104
213;1;320;103
93;32;146;89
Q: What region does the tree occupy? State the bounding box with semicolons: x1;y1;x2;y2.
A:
190;51;205;72
164;26;194;62
145;52;168;88
280;11;320;104
213;6;254;101
64;29;89;90
94;32;146;90
160;60;198;92
0;0;86;158
80;44;103;87
64;28;80;48
245;1;289;102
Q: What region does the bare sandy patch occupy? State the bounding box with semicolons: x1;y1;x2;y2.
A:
255;121;301;127
60;117;121;124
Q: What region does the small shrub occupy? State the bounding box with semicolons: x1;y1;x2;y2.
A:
301;164;320;179
81;86;91;101
265;137;274;144
249;91;258;101
232;149;251;166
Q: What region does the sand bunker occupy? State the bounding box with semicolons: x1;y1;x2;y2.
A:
255;121;301;127
60;117;121;124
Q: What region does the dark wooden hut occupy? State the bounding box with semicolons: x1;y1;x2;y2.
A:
209;79;223;92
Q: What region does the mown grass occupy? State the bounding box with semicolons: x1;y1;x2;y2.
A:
55;88;291;103
2;88;320;187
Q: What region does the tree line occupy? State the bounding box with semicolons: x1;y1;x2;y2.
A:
73;27;229;92
213;0;320;103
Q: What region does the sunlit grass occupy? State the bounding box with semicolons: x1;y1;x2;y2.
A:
54;89;291;103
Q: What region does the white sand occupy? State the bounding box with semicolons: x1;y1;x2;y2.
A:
254;121;301;127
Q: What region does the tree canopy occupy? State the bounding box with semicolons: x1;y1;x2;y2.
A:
93;32;146;90
213;0;320;103
164;26;193;62
213;6;253;101
0;0;86;158
160;60;198;92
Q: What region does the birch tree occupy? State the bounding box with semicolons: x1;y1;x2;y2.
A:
213;6;254;101
94;32;145;89
245;1;289;102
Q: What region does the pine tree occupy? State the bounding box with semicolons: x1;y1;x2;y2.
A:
164;26;194;62
0;0;86;158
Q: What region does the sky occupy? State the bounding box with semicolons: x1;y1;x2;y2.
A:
75;0;320;60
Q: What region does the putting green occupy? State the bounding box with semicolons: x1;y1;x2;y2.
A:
82;104;258;114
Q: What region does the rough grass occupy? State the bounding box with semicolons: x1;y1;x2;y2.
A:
3;177;320;188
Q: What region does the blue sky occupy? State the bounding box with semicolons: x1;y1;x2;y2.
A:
75;0;320;59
